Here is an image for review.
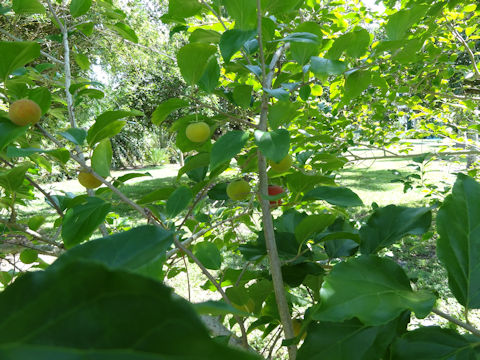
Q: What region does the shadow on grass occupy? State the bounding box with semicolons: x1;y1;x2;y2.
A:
338;168;409;192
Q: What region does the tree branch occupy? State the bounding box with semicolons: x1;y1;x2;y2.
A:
432;307;480;337
256;1;296;359
447;22;480;79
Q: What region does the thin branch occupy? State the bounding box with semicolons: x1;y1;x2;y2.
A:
256;1;296;359
427;91;480;102
432;307;480;337
172;236;250;349
447;22;480;79
346;150;480;161
0;158;64;217
0;27;63;65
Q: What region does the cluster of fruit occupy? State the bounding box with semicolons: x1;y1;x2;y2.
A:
7;99;102;189
185;121;292;205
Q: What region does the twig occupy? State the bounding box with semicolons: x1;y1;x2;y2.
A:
345;150;480;161
0;27;63;65
256;1;296;359
172;236;250;349
427;91;480;102
182;255;191;302
447;22;480;79
432;307;480;337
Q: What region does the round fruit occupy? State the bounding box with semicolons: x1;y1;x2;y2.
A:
185;121;210;143
269;154;293;172
8;99;42;126
292;319;306;339
226;180;251;201
268;185;284;206
78;171;102;189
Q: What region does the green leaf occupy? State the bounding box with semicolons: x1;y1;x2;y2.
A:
177;43;217;85
233;84;253;108
264;87;289;101
6;147;70;164
0;41;40;82
223;0;257;30
0;261;259;360
385;5;429;40
310;57;346;79
87;110;141;146
359;205;431;255
28;87;51;115
219;29;256;63
190;29;222;44
51;225;173;276
303;186;363;207
178;152;210;180
268;101;299;129
198;57;220;93
290;22;323;65
437;174;480;309
58;127;87;145
330;27;370;59
299;315;409;360
193;300;248;316
12;0;45;14
112;22;139;43
166;186;193;217
75;21;94;36
0;118;29;151
74;53;90;70
70;0;92;17
194;241;223;270
91;139;112;178
254;128;290;162
19;249;38;264
138;186;176;204
168;0;202;19
313;255;435;326
391;326;480;360
0;163;31;192
210;130;249;171
28;215;45;231
263;0;303;15
62;197;112;248
151;98;189;125
344;70;371;101
294;214;336;243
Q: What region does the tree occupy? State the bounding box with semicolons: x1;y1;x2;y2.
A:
0;0;480;359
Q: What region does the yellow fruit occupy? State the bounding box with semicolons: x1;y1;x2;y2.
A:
292;319;306;339
8;99;42;126
226;180;251;201
269;154;293;172
78;171;102;189
185;121;210;143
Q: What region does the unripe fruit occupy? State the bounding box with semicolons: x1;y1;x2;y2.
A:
268;185;284;206
226;180;251;201
292;319;306;340
78;171;102;189
20;249;38;264
269;154;293;172
185;121;210;143
8;99;42;126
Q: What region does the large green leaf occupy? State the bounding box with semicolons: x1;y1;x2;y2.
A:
28;87;51;115
12;0;45;14
437;174;480;309
166;186;193;217
6;147;70;164
385;5;429;40
168;0;202;19
310;57;346;79
0;261;259;360
219;29;256;63
298;314;409;360
91;139;112;178
313;255;435;326
194;241;223;270
198;57;220;93
0;163;31;192
325;27;370;60
70;0;92;17
303;186;363;207
177;43;217;85
267;101;300;129
51;225;173;277
359;205;432;254
210;130;249;171
112;22;139;43
151;98;189;125
0;41;40;82
0;118;29;151
254;128;290;163
294;214;336;243
344;70;371;101
87;110;141;146
223;0;257;30
391;327;480;360
290;22;323;65
58;127;87;145
62;197;112;248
